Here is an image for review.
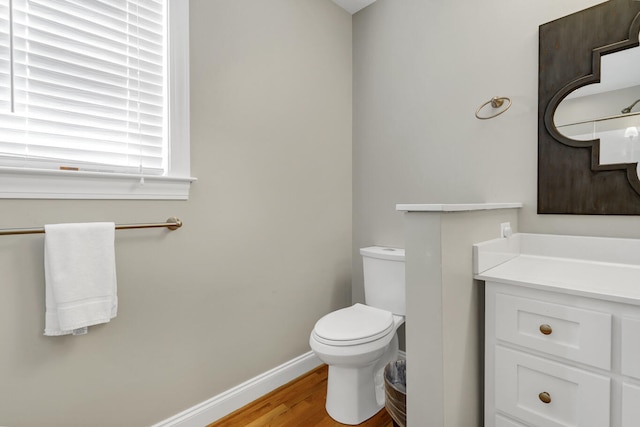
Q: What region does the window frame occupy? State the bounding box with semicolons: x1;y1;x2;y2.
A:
0;0;194;200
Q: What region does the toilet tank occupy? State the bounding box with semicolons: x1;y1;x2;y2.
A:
360;246;405;315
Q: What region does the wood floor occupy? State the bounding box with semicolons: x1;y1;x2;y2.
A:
207;365;394;427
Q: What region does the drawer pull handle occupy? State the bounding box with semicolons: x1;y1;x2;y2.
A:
539;391;552;404
539;324;553;335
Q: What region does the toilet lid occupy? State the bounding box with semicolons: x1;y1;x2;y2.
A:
313;303;394;345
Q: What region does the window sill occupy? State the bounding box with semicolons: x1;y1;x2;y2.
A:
0;167;196;200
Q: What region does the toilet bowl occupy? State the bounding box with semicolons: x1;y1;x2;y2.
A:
310;304;404;425
309;246;406;425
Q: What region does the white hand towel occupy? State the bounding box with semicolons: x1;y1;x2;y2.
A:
44;222;118;336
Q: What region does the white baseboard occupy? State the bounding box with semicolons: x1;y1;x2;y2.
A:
151;351;322;427
152;349;406;427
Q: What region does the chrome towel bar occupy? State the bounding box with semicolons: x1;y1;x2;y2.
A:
0;217;182;236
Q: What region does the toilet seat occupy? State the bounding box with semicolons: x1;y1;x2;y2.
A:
312;303;394;346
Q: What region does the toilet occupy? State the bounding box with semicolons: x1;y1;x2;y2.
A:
309;246;405;425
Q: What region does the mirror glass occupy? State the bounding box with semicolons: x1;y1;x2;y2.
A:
554;31;640;175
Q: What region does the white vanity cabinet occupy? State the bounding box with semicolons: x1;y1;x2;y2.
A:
486;282;625;427
474;233;640;427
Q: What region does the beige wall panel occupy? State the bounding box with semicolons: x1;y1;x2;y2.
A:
0;1;352;426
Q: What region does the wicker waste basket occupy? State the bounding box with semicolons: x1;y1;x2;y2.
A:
384;359;406;427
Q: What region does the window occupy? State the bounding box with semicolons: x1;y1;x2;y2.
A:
0;0;192;199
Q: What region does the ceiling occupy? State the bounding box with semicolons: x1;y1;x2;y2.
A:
331;0;377;14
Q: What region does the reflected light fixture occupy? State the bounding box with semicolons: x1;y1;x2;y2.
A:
625;126;639;139
622;99;640;114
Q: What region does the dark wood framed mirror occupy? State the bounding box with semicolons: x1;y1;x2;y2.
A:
538;0;640;214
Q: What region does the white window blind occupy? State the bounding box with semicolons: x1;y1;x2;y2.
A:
0;1;11;112
0;0;167;176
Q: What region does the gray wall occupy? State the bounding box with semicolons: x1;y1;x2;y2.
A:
352;0;640;306
402;208;520;426
0;1;352;426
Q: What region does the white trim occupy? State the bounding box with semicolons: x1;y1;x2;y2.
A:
0;167;196;200
151;352;323;427
396;203;523;212
167;0;190;179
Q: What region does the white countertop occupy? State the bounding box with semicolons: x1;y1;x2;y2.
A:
474;233;640;306
396;203;523;212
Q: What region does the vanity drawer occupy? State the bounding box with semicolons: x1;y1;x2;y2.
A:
495;414;527;427
621;317;640;379
495;346;610;427
495;293;612;369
